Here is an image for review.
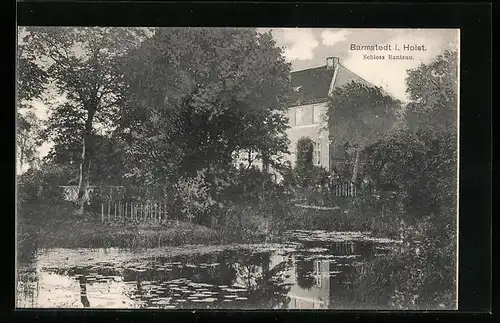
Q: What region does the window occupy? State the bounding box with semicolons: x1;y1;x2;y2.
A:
313;104;326;124
313;141;321;165
313;261;322;287
288;108;296;126
295;107;303;126
295;106;313;126
315;276;322;288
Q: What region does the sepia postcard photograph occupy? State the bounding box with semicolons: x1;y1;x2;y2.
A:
16;27;459;310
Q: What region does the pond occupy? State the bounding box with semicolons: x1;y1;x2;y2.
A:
16;230;402;309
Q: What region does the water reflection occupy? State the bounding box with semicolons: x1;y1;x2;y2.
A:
16;233;399;309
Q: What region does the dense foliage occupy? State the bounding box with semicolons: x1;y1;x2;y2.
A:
120;28;291;191
327;82;401;181
404;50;458;133
16;30;48;172
349;50;458;309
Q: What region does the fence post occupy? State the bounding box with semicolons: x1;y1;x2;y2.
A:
101;203;104;223
108;202;111;222
114;203;117;221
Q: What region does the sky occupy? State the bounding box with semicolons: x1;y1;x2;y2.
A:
263;28;459;101
24;28;459;161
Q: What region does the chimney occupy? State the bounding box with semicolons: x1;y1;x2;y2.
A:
326;57;339;70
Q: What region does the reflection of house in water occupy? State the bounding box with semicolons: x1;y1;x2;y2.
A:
285;241;377;309
287;257;331;309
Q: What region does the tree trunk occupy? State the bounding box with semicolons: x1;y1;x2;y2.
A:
262;150;270;174
75;111;95;215
351;148;360;183
246;149;253;169
19;136;26;172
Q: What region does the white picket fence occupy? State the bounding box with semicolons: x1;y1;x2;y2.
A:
100;200;168;223
332;181;358;197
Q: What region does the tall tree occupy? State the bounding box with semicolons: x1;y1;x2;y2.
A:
404;50;458;134
17;111;41;172
24;27;147;214
362;50;459;214
17;28;48;173
326;82;401;183
121;28;291;191
17;28;48;107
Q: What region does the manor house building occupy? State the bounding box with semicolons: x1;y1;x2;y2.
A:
234;56;378;179
285;56;374;172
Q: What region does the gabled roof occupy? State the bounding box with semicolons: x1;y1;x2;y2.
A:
333;64;373;89
287;61;387;107
287;66;334;106
334;64;399;102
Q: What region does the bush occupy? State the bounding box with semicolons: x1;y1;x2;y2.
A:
295;137;314;187
17;163;75;207
349;128;457;309
218;204;264;242
230;166;277;203
173;168;221;224
351;212;456;309
173;166;239;225
362;129;457;218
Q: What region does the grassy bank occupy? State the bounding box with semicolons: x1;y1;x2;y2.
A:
279;204;402;238
17;205;220;250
